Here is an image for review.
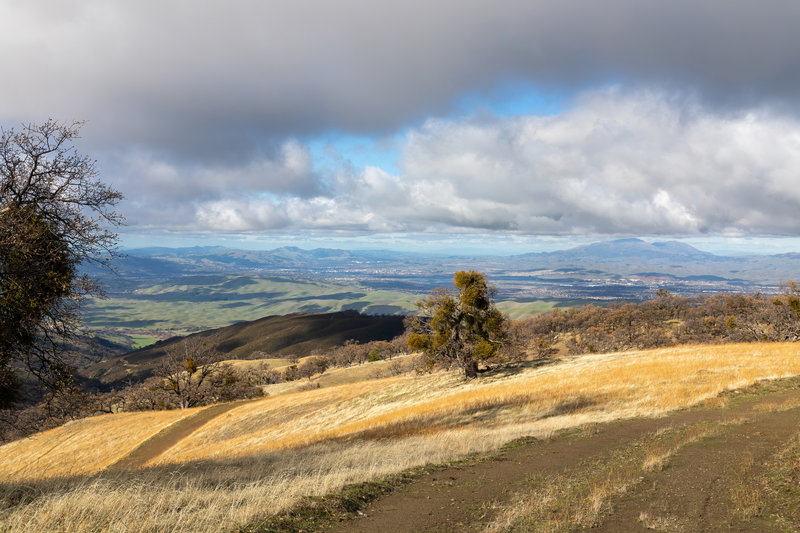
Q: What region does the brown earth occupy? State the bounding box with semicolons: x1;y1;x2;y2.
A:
327;379;800;532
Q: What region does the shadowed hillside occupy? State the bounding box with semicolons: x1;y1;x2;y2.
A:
84;311;405;385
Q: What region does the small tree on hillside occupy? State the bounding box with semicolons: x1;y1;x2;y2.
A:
296;356;330;380
407;271;506;378
154;337;227;409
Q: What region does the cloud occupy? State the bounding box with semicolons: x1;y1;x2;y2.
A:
195;199;288;232
4;3;799;238
392;89;800;235
121;89;800;237
2;0;799;164
113;140;322;228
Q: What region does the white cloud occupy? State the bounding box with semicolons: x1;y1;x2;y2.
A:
5;1;800;242
387;89;800;235
195;199;288;232
112;88;800;237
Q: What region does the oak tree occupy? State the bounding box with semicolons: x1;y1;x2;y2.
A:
407;271;506;378
0;120;122;408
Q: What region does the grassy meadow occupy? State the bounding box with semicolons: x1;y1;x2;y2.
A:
1;343;800;531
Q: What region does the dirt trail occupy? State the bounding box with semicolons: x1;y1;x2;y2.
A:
328;382;800;532
595;404;800;532
105;400;249;471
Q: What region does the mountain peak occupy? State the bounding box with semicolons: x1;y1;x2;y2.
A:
555;238;714;261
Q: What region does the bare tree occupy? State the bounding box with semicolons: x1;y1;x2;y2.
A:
0;120;122;408
296;356;330;380
154;337;228;409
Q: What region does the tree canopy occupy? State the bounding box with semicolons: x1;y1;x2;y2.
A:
407;270;506;378
0;120;122;408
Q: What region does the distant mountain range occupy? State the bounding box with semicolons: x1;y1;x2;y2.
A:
79;238;800;344
527;238;718;262
96;238;800;286
513;238;800;282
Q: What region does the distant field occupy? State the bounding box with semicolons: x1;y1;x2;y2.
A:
496;299;559;319
84;274;575;348
83;274;420;339
2;343;800;532
129;335;160;349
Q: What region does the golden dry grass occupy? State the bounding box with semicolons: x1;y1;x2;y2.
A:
728;452;764;519
151;342;800;466
1;342;799;532
223;357;292;371
0;409;194;482
258;355;413;395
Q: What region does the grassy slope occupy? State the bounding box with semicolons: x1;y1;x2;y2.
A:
495;299;559;320
2;343;800;532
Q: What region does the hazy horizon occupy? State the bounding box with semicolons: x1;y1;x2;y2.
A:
117;233;800;257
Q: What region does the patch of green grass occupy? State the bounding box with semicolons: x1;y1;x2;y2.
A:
715;375;800;410
129;335;159;349
496;300;559;320
95;334;130;346
239;480;398;533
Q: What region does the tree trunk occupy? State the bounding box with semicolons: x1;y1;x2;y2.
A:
464;359;478;379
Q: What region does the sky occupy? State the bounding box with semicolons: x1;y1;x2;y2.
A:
2;0;800;255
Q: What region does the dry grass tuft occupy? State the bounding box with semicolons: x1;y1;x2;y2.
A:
752;397;800;413
728;452;764;519
641;423;721;472
0;409;194;481
638;511;687;531
484;461;641;532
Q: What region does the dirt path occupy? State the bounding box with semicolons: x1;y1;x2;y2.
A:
595;404;800;532
327;380;800;532
105;400;249;471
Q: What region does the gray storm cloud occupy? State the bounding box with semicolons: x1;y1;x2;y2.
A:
2;1;799;237
1;0;799;161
